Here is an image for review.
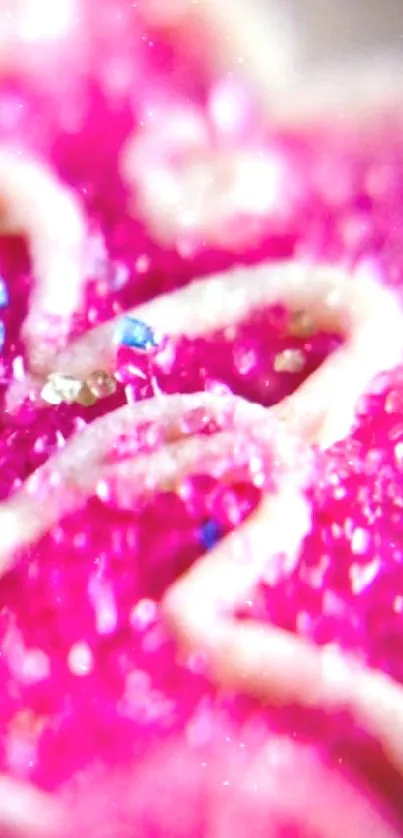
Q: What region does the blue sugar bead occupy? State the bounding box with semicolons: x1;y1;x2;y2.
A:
0;278;9;310
200;519;221;551
0;321;5;352
115;316;158;350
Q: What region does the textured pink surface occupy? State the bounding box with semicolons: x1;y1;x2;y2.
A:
238;364;403;675
1;3;403;837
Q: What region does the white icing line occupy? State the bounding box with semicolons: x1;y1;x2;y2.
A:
0;393;278;574
51;261;403;449
122;138;284;248
169;611;403;780
0;147;87;372
0;775;62;837
0;0;85;105
162;488;311;656
163;503;403;779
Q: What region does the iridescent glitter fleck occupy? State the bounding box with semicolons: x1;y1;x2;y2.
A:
199;518;221;550
114;316;159;351
0;321;5;352
0;276;9;309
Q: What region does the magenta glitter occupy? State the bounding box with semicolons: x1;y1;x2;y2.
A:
0;448;266;789
115;309;341;406
237;364;403;686
0;3;403;837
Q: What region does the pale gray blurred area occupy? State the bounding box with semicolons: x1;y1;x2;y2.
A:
260;0;403;72
240;0;403;121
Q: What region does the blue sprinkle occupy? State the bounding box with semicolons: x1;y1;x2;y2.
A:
114;316;158;351
200;519;221;551
0;277;9;310
0;321;5;352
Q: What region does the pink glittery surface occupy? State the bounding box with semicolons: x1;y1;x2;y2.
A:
1;3;403;836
